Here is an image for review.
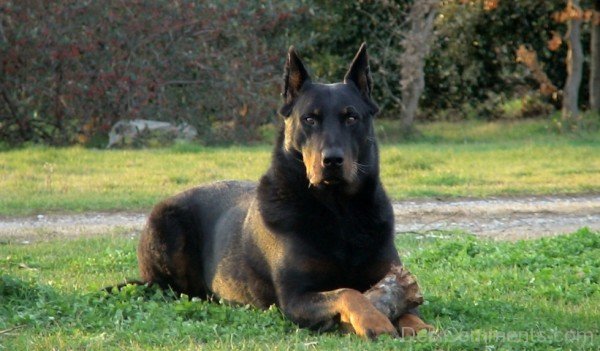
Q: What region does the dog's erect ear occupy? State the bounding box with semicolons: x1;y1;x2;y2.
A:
344;43;378;114
344;43;373;99
279;46;311;117
344;43;373;97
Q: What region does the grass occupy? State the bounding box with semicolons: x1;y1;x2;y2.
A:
1;119;598;349
0;145;270;215
1;119;599;216
1;228;598;350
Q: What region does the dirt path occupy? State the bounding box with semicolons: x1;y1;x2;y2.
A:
393;195;600;240
1;195;599;243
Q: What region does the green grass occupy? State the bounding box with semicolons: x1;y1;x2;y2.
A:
1;228;598;350
0;145;271;215
1;119;599;216
375;119;557;144
3;119;598;349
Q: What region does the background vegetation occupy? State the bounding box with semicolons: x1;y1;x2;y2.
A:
1;0;599;146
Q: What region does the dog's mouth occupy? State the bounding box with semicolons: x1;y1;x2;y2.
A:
309;166;357;188
306;169;344;187
321;177;343;186
320;169;345;185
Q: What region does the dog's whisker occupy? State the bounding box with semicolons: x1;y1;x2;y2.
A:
354;161;370;174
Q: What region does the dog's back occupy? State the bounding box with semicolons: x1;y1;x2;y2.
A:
137;180;256;298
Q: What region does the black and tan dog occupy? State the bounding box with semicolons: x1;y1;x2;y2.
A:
136;44;431;339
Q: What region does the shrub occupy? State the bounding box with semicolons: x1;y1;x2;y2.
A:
424;0;567;114
0;1;310;145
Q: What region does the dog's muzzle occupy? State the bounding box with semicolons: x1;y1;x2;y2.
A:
303;145;357;187
320;148;345;184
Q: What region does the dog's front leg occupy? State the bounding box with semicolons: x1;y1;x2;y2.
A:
280;288;398;340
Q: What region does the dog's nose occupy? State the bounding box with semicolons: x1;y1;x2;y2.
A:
322;148;344;168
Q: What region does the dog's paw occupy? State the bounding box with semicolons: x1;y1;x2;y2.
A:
345;310;398;340
395;314;434;337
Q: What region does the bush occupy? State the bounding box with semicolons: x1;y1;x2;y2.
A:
0;1;310;146
1;1;588;145
297;1;413;114
297;0;568;120
423;0;567;114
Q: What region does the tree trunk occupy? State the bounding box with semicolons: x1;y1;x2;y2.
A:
590;0;600;112
562;0;584;121
400;75;425;134
399;0;439;136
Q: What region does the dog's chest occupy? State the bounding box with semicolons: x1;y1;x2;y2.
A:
332;236;378;276
310;208;386;267
323;233;384;291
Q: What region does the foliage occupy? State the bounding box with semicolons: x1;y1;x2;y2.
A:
0;229;598;349
424;0;568;116
298;0;578;121
299;1;412;113
0;1;310;145
1;0;599;146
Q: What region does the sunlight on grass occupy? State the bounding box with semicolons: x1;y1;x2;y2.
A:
0;146;271;215
379;141;600;199
0;120;599;215
375;119;561;144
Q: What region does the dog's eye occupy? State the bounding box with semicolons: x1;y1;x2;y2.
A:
302;115;317;126
345;115;358;126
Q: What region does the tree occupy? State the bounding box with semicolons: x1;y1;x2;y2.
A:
591;0;600;111
562;0;584;122
399;0;439;135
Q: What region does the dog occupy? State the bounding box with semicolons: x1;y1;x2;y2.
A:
136;44;432;339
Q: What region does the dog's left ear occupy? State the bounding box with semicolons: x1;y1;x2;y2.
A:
344;43;379;114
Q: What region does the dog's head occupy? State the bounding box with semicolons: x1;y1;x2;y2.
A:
278;43;380;192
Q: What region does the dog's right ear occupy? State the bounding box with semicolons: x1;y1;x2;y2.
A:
279;46;311;117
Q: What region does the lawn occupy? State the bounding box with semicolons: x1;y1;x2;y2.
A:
1;228;598;350
1;120;599;216
1;119;599;349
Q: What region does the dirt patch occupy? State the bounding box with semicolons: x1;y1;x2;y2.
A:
1;195;599;244
0;212;146;244
394;195;600;241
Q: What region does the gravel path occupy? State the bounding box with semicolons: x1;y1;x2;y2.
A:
393;195;600;240
1;195;599;243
